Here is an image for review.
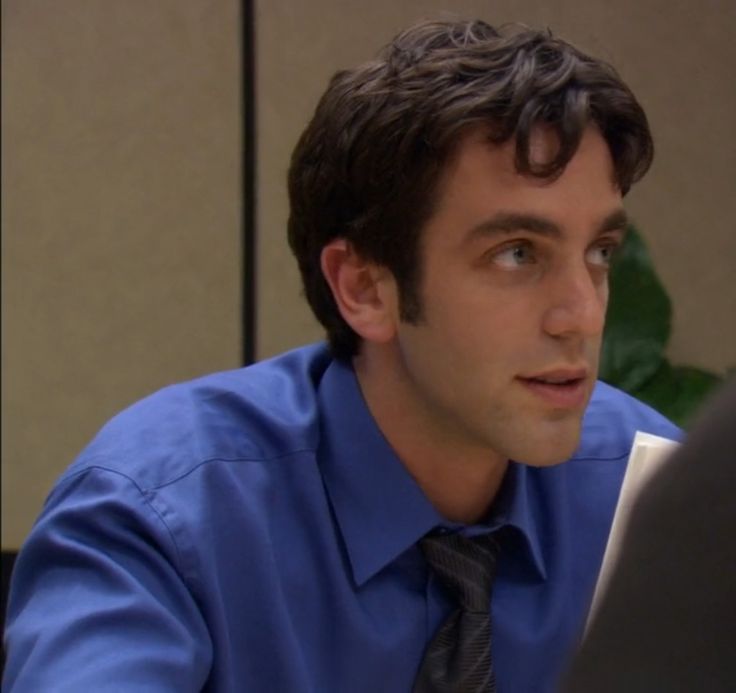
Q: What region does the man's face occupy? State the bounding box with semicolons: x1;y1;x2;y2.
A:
392;126;626;467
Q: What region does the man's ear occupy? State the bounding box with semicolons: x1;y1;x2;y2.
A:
320;239;398;345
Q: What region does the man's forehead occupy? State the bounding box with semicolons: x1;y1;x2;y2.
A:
422;124;623;246
440;123;616;190
527;125;569;167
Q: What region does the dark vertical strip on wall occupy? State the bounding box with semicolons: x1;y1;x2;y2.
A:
241;0;257;365
2;551;17;669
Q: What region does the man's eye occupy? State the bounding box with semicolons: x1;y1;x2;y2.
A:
587;243;620;268
492;243;536;268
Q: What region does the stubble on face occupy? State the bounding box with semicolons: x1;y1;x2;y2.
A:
386;126;623;469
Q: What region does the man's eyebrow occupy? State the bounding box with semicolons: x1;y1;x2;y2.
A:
466;213;561;240
598;209;630;234
465;209;630;241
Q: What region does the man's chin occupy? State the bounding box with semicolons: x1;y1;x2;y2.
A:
510;421;583;467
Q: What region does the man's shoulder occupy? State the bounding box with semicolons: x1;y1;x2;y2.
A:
63;343;333;490
574;380;681;461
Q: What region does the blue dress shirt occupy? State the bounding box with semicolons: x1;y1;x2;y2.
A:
4;343;681;692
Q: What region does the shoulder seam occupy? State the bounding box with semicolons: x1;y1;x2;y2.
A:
61;447;318;493
51;465;190;583
147;449;318;491
569;452;629;463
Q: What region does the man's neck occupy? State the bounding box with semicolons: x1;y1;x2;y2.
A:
353;348;508;525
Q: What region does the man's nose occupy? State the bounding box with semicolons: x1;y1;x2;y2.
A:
541;263;607;340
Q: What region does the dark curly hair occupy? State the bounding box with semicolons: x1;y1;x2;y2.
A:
287;19;653;360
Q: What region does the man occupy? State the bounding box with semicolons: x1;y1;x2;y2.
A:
4;18;679;692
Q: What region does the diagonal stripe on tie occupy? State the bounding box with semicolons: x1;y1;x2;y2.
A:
413;531;500;693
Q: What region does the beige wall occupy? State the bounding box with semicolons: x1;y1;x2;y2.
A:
2;0;241;549
256;0;736;373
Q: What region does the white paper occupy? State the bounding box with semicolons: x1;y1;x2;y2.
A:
585;430;680;633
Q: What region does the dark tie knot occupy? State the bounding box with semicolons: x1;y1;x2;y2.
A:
420;531;500;613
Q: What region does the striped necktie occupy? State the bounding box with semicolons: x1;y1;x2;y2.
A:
413;531;500;693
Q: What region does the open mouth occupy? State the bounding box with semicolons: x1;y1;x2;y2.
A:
524;376;584;386
517;374;588;408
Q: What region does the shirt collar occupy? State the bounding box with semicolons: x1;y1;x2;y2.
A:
318;358;442;586
486;462;547;581
317;357;546;586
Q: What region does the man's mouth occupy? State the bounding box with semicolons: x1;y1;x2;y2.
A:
517;368;589;408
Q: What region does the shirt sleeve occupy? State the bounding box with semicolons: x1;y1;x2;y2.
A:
3;466;213;692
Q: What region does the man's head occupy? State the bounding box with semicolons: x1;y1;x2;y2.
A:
288;18;652;361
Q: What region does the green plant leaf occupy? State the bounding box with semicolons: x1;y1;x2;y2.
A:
597;225;723;426
631;362;724;427
599;226;672;392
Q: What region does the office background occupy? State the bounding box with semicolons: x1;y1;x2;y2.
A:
3;0;735;559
